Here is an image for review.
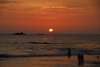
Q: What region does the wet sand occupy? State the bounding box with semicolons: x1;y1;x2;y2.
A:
0;55;100;67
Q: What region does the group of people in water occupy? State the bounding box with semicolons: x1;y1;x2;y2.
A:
67;48;99;66
78;53;84;61
68;48;84;60
68;48;84;65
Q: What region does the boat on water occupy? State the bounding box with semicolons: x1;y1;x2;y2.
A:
13;32;26;35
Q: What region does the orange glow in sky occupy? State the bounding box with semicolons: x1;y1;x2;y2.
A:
0;0;100;34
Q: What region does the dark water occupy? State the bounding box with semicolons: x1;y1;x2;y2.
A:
0;34;100;67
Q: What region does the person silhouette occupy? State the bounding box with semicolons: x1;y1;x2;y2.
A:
97;56;99;59
68;48;71;57
78;53;81;61
78;53;84;66
80;54;84;61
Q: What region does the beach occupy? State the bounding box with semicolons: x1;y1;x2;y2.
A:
0;34;100;67
0;55;100;67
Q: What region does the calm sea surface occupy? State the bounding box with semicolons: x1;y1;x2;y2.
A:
0;34;100;67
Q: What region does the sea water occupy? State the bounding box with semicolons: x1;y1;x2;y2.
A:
0;34;100;67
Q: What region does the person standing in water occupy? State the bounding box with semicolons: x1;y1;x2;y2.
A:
78;53;84;66
78;53;84;61
68;48;71;57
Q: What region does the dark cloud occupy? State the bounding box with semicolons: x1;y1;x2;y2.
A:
0;1;23;4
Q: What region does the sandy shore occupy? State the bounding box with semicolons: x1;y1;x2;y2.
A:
0;55;100;67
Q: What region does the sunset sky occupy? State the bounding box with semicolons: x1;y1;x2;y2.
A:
0;0;100;34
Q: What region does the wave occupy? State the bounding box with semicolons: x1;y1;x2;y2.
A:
29;42;81;44
0;53;100;58
0;53;73;58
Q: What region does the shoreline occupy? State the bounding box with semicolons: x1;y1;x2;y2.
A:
0;55;100;67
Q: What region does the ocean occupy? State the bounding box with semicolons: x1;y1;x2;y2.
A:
0;34;100;67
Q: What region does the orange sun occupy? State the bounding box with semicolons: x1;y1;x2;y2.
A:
49;28;53;32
